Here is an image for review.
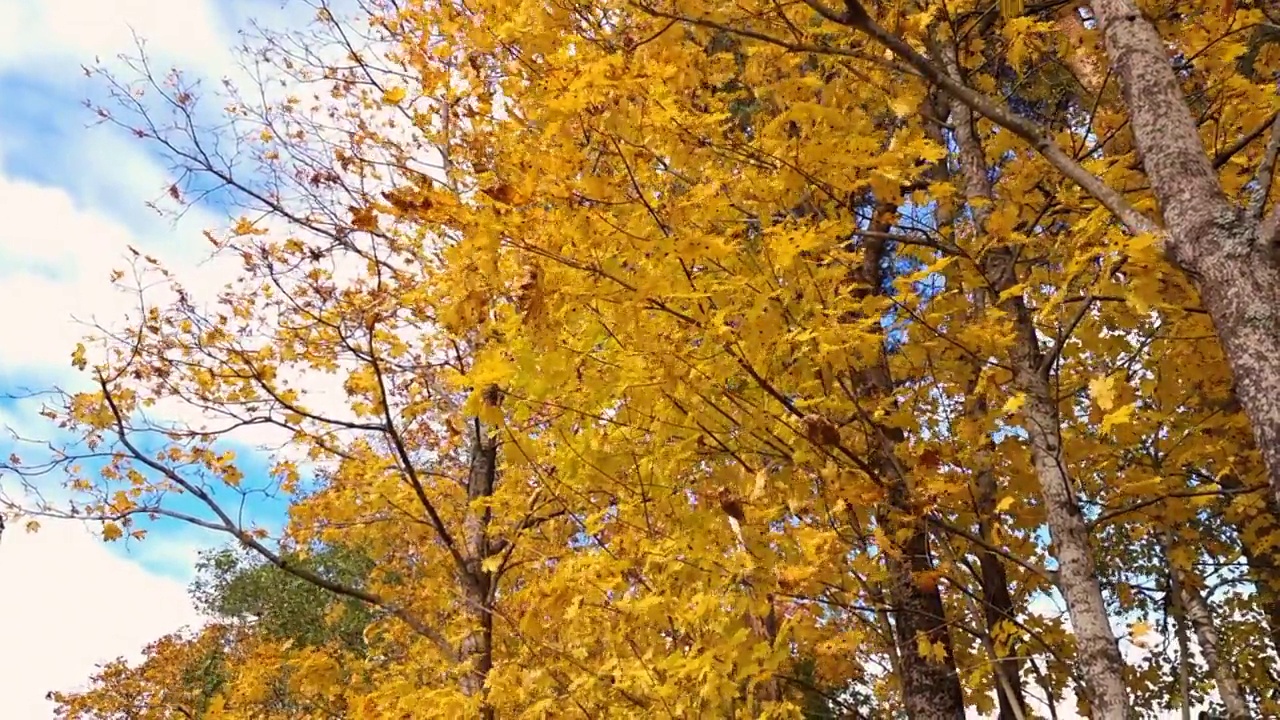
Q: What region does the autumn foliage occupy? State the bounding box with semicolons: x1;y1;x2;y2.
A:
11;0;1280;717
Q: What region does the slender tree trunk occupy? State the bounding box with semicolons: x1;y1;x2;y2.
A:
1168;544;1194;720
460;415;498;720
936;42;1131;719
853;219;966;719
883;510;967;720
974;467;1029;720
1010;355;1129;719
1175;566;1250;719
959;294;1030;719
1091;0;1280;541
1219;473;1280;656
917;80;1031;718
744;594;782;706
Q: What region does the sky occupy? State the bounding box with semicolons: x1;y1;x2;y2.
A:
0;0;301;714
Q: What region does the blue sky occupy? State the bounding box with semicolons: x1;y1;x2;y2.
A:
0;0;311;714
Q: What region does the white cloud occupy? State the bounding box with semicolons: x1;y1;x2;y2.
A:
0;4;262;716
0;519;203;718
0;167;238;375
0;0;230;80
0;176;138;372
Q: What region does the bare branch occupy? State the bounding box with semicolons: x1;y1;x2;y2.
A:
1249;114;1280;221
93;373;460;662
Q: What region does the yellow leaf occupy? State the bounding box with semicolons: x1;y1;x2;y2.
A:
995;496;1015;513
1119;477;1163;496
1100;403;1136;434
890;96;916;118
1002;393;1026;415
71;343;88;371
381;86;408;105
1089;375;1117;411
749;469;767;502
916;633;932;659
931;639;949;664
997;282;1028;303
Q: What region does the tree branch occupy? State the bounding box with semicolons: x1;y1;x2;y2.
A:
796;0;1156;237
1248;114;1280;221
94;374;459;662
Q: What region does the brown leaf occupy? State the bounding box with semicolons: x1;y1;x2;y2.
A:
482;184;518;205
919;449;941;469
802;414;840;446
717;487;746;523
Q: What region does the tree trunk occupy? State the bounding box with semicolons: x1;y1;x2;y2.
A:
974;467;1030;720
917;76;1031;718
460;416;498;719
884;514;967;720
1091;0;1280;545
853;218;966;719
1168;545;1194;720
1220;474;1280;656
1175;565;1250;719
937;42;1132;719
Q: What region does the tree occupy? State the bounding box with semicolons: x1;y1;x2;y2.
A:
53;543;373;719
190;543;376;652
14;0;1280;717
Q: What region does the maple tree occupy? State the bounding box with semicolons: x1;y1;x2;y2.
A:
10;0;1280;718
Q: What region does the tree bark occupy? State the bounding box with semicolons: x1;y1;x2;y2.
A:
973;466;1030;720
1091;0;1280;544
883;509;968;720
460;416;498;719
1168;544;1194;720
853;217;966;719
1174;564;1250;719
